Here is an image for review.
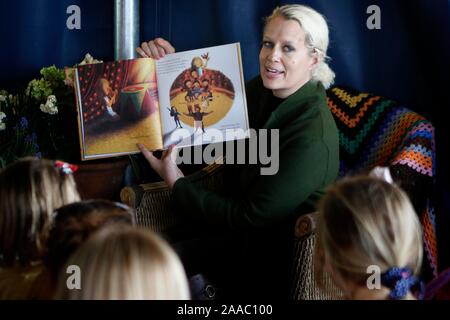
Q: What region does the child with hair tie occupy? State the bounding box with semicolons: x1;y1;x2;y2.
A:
316;175;424;300
0;157;80;299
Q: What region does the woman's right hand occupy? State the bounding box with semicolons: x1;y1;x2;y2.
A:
136;38;175;59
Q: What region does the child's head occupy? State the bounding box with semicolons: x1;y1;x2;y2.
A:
183;79;192;89
191;57;203;69
44;199;134;281
0;157;80;266
316;176;423;299
56;225;190;300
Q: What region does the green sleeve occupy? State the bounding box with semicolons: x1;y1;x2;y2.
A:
172;137;331;231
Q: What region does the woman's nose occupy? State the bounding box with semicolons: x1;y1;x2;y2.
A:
267;47;281;62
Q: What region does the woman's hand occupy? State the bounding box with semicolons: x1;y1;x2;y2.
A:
137;143;184;189
136;38;175;59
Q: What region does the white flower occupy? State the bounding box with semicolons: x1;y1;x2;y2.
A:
8;94;12;100
85;53;93;63
78;53;103;66
47;95;57;104
0;95;6;102
40;102;58;115
40;95;59;114
0;112;7;130
47;104;58;114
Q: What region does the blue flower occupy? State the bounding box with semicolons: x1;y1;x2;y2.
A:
20;117;28;129
25;132;37;143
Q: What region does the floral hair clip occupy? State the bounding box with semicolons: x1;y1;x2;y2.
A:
54;160;79;175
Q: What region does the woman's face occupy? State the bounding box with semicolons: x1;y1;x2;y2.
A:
259;15;318;98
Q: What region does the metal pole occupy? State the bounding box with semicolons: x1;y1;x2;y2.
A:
114;0;140;60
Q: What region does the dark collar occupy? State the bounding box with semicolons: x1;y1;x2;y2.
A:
263;80;325;129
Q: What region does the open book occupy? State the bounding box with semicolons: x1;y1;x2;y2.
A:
73;43;249;160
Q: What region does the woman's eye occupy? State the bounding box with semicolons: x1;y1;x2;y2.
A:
262;41;273;48
283;45;295;52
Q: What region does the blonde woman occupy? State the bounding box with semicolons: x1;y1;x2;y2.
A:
137;4;339;298
56;225;190;300
0;157;80;299
316;176;424;300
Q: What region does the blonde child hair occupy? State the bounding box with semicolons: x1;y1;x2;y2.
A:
0;157;80;266
316;175;423;300
56;225;190;300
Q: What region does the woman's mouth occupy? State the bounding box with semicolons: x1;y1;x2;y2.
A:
264;66;284;79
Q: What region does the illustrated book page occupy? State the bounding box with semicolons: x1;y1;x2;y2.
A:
74;58;163;160
73;43;248;160
155;43;249;148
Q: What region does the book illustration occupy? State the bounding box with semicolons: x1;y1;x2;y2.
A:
74;43;249;160
183;105;213;133
167;106;183;128
76;58;163;157
168;53;235;130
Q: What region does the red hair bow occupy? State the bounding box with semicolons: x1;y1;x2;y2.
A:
54;160;79;175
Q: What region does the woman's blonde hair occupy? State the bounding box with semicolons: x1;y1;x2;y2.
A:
265;4;335;89
316;176;423;292
56;225;190;300
0;157;80;266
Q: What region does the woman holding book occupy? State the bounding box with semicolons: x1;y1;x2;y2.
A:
136;4;339;298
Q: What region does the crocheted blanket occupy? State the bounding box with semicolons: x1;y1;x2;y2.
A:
326;86;437;280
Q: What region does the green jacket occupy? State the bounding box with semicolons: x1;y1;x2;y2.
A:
172;76;339;231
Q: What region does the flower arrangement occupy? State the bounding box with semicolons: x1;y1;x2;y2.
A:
0;54;102;168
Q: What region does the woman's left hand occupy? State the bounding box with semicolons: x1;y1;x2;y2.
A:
137;143;184;189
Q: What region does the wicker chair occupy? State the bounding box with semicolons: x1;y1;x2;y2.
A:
291;212;344;299
121;158;226;233
120;162;340;300
120;85;437;299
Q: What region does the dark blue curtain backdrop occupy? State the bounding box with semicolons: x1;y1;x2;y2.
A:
1;0;449;268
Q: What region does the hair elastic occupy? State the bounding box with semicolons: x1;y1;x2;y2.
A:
54;160;79;175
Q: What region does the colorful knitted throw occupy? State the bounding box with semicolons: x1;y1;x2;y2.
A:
326;86;437;280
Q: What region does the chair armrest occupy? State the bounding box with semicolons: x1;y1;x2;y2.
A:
291;211;344;300
120;158;225;231
294;212;318;239
121;159;225;207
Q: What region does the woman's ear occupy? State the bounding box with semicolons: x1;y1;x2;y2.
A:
309;53;320;70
